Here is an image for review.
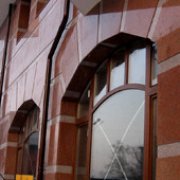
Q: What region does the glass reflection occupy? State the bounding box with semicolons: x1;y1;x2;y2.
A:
151;44;158;85
110;51;125;90
0;38;5;71
91;90;145;180
78;84;90;118
94;64;107;105
22;132;39;176
128;48;146;84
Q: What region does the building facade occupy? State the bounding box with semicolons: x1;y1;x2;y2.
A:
0;0;179;180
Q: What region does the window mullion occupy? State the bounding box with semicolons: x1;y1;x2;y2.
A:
144;45;157;180
124;50;129;85
107;59;111;93
146;45;151;90
87;80;95;178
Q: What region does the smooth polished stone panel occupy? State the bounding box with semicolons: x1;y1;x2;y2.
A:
8;132;18;142
57;122;76;165
4;146;17;174
38;0;64;52
44;173;56;180
24;63;37;101
3;89;14;114
45;172;73;180
51;80;64;118
152;0;180;40
7;84;17;112
123;0;158;37
17;75;26;109
0;148;6;172
32;50;49;106
58;25;79;86
156;28;180;62
159;54;180;74
48;123;57;165
7;0;65;87
151;0;180;62
99;0;124;42
158;143;180;158
0;120;8;144
77;8;99;61
158;66;180;145
156;156;180;180
8;29;40;86
61;101;77;117
56;173;72;180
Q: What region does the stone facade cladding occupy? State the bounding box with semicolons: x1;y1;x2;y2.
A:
0;0;179;179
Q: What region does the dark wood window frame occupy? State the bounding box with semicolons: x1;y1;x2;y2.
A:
78;42;158;180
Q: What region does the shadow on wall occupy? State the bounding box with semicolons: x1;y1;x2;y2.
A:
9;99;39;132
87;0;179;15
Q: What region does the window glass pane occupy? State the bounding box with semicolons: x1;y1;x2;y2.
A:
90;90;145;180
151;44;158;85
75;124;88;180
25;108;39;135
128;48;146;84
22;132;39;176
110;51;125;90
78;85;90;118
94;64;107;105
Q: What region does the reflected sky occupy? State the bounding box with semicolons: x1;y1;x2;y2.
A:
91;90;145;179
128;48;146;84
110;58;125;90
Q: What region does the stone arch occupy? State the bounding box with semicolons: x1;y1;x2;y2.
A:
9;99;39;132
63;32;151;101
57;32;152;179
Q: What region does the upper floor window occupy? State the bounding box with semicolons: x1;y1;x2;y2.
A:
17;0;31;42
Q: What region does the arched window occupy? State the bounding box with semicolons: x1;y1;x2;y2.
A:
75;41;158;180
16;107;39;179
91;90;145;179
